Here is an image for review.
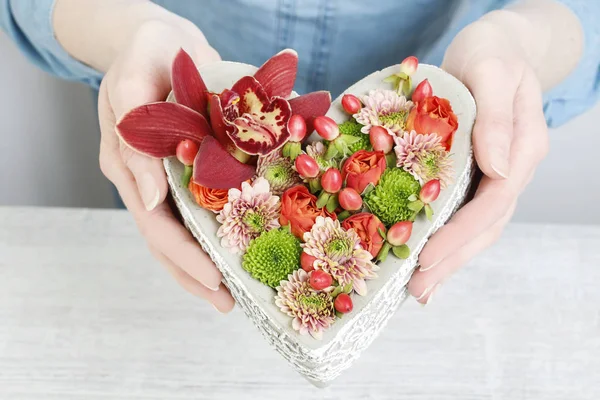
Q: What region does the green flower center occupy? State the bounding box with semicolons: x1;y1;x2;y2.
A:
243;211;266;233
326;237;353;258
378;111;407;128
299;293;327;310
421;153;440;176
264;163;290;185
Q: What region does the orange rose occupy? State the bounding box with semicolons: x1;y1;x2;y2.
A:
341;150;387;194
342;213;386;258
280;185;336;240
188;180;229;212
406;96;458;150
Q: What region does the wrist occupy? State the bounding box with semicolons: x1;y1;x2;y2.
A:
53;0;204;72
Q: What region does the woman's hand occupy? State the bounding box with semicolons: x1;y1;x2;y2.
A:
407;12;556;304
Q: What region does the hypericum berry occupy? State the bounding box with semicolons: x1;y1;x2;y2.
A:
341;94;362;114
295;154;320;179
420;179;441;204
314;116;340;141
399;56;418;76
369;126;394;154
321;168;343;194
288;115;307;142
300;251;317;272
387;221;413;246
334;293;353;313
412;79;433;103
338;187;362;211
176;139;200;166
309;270;333;291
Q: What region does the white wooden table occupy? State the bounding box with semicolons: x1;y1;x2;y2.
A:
1;207;599;399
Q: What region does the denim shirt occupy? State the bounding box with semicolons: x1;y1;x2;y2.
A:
1;0;599;127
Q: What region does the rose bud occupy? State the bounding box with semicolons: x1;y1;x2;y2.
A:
309;270;333;291
387;221;413;246
176;139;200;166
341;94;362;114
321;168;343;194
301;251;317;272
295;154;320;179
338;187;362;211
334;293;353;314
314;116;340;141
412;79;433;104
420;179;441;204
399;56;418;76
288;114;307;142
369;126;394;154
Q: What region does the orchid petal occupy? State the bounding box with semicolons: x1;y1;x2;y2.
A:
253;48;298;98
116;102;210;158
209;94;236;152
171;49;209;118
288;91;332;135
193;136;255;189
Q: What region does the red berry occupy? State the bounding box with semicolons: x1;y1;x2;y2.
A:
309;270;333;291
295;154;320;179
412;79;433;103
334;293;353;313
387;221;413;246
341;94;362;114
321;168;343;193
338;188;362;211
369;126;394;154
313;116;340;141
420;179;441;204
288;115;307;142
399;56;418;76
176;139;200;166
300;252;317;272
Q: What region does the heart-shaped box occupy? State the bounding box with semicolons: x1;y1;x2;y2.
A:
162;61;476;386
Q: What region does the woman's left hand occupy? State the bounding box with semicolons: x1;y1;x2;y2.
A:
407;15;550;304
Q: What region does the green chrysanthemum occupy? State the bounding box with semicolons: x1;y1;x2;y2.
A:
364;168;421;226
338;120;372;153
243;228;302;288
256;151;301;195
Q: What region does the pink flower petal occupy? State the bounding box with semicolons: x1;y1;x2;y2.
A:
193;136;255;189
253;49;298;98
208;94;236;152
171;49;209;118
116;102;211;158
288;91;331;135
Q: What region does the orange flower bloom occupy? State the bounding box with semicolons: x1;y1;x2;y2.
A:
280;185;336;240
188;180;229;212
406;96;458;150
341;150;387;194
342;213;386;258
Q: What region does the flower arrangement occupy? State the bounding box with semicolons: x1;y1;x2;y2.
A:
116;51;459;340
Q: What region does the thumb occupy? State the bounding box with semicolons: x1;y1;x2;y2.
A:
463;58;519;179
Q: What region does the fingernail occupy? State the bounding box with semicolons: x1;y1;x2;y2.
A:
212;304;225;314
206;283;221;292
490;159;509;179
423;283;441;306
139;173;160;211
415;282;441;302
419;257;444;272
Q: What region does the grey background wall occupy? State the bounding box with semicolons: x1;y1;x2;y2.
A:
1;33;599;224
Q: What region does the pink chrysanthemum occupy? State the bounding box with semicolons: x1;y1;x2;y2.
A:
256;150;301;195
217;177;280;253
353;89;413;135
274;269;336;340
302;217;378;296
394;130;454;188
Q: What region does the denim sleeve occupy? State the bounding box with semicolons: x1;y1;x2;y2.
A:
543;0;600;127
0;0;103;88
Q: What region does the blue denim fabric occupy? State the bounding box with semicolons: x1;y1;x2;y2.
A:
1;0;599;128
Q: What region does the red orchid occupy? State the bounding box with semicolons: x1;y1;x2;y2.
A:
116;48;331;189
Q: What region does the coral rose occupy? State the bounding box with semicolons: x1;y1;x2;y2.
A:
406;95;458;150
280;185;336;240
188;180;229;212
341;150;387;194
342;213;386;258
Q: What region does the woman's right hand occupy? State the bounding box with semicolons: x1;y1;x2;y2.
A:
95;19;235;312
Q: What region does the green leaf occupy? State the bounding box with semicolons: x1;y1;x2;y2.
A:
408;194;418;202
326;193;339;213
377;227;387;240
181;165;193;187
408;200;424;212
340;134;361;145
392;244;410;259
342;283;353;293
361;183;376;197
337;210;351;221
335;311;344;319
331;286;343;297
376;242;392;262
325;143;339;160
316;191;330;209
383;75;399;83
425;204;434;221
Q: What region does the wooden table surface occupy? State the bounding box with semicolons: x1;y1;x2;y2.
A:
1;207;599;399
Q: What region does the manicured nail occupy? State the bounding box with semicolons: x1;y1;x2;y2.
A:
415;282;440;302
206;283;221;292
139;173;160;211
212;304;225;314
423;283;441;306
419;257;444;272
489;151;510;178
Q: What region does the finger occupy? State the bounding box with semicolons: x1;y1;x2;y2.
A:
409;201;517;304
465;57;522;179
148;245;235;313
